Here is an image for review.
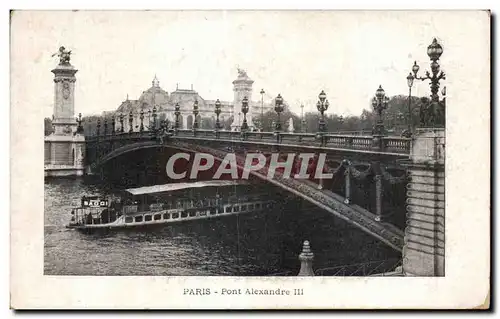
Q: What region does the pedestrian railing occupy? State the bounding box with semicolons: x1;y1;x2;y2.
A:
86;128;411;154
314;258;402;276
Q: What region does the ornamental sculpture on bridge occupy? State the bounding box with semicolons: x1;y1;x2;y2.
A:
237;67;248;78
52;46;72;65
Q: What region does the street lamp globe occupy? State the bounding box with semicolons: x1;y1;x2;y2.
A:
412;61;420;76
375;85;385;100
318;90;327;103
215;99;221;111
427;38;443;61
406;72;415;88
275;94;284;112
242;96;249;113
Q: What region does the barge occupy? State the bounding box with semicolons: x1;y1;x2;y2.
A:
66;180;275;232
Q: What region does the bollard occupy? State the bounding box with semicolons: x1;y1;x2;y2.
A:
298;240;315;276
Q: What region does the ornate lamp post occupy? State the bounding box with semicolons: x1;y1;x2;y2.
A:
96;118;101;136
411;38;446;127
103;118;108;135
192;100;199;130
260;89;265;131
241;96;249;132
174;103;181;132
301;104;306;133
404;72;415;137
338;115;344;133
371;85;389;148
274;94;284;131
148;109;152;129
119;113;124;133
214;99;221;130
316;90;329;146
152;105;157;131
111;116;116;135
128;110;134;133
139;109;144;132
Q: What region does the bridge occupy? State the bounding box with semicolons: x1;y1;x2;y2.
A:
85;126;411;252
46;37;446;276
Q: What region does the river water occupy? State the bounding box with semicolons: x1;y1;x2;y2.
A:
44;177;400;276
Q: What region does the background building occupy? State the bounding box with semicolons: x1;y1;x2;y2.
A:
111;70;284;132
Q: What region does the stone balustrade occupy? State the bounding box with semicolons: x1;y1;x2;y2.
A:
86;128;411;154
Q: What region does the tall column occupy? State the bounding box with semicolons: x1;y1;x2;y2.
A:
403;128;445;276
51;52;78;135
44;46;85;177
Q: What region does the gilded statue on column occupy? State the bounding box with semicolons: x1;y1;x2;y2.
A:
52;46;72;65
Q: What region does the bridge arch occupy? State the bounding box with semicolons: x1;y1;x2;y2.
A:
91;139;404;252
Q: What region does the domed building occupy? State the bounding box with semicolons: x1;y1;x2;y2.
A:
111;70;282;133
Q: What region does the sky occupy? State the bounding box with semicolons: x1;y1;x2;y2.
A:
10;10;488;118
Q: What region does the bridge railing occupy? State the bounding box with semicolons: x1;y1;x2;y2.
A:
86;128;411;154
314;258;402;276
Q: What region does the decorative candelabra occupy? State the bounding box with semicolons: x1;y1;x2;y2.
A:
405;72;415;137
103;118;108;135
241;96;249;132
193;100;199;130
152;105;157;131
96;118;101;136
338;115;344;133
111;116;116;135
411;38;446;127
128;110;133;133
371;85;389;138
119;113;124;133
260;89;265;131
300;104;306;133
174;103;181;131
140;109;144;132
316;90;329;133
214;99;221;130
274;94;284;131
316;90;329;146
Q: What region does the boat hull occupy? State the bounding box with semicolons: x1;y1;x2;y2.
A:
66;200;274;233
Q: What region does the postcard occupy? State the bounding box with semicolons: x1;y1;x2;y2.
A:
10;10;490;309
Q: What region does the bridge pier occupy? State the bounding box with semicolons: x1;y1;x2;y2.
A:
403;128;445;276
